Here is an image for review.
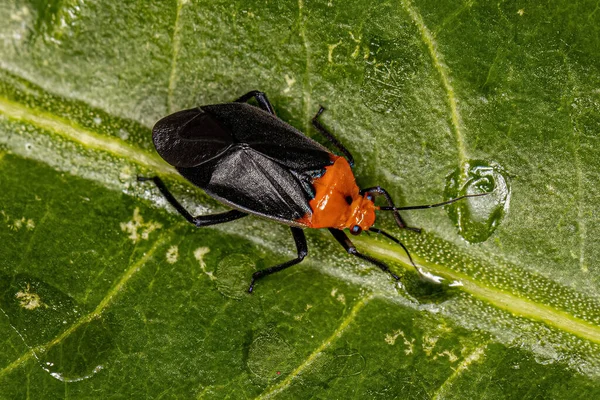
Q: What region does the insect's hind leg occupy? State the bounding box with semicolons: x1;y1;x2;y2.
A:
329;228;400;281
312;106;355;167
248;227;307;293
235;90;275;115
138;176;247;227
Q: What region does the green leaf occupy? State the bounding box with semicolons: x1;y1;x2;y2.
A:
1;0;599;398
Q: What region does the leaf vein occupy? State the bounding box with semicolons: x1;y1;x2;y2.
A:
167;0;187;114
256;294;374;399
431;343;488;400
0;95;176;176
0;233;170;380
400;0;467;164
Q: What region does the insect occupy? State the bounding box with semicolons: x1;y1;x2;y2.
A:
139;91;483;292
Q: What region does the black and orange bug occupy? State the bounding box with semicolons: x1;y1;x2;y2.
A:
139;91;483;292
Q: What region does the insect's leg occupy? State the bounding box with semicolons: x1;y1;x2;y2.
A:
360;186;421;233
328;228;400;280
248;227;307;293
235;90;275;114
312;106;355;167
138;176;247;227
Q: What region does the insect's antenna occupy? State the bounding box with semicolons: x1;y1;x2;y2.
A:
379;193;489;212
368;227;417;271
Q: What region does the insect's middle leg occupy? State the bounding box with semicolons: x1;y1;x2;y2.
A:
248;227;307;293
235;90;275;115
138;176;247;227
329;228;400;280
360;186;421;233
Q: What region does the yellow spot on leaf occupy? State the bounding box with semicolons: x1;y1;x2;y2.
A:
166;245;179;264
120;207;162;243
384;329;415;354
436;350;459;363
194;246;215;280
328;40;342;63
15;284;47;310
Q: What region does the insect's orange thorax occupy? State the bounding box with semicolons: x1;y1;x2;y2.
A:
298;156;376;230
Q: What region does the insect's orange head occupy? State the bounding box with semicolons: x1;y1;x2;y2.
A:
345;193;377;235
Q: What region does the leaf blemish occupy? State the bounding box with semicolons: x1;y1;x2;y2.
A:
15;283;47;310
194;246;214;279
120;207;162;243
422;335;439;356
283;74;296;93
330;287;346;304
166;245;179;264
384;329;415;354
327;40;342;63
435;350;458;363
2;211;35;231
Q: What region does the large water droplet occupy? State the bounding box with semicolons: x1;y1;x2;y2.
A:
445;160;511;243
0;274;82;346
214;254;256;299
39;316;116;382
0;273;116;382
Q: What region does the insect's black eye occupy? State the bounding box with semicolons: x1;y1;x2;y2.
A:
350;225;362;235
345;195;353;205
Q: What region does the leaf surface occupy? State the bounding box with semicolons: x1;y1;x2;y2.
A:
1;0;599;398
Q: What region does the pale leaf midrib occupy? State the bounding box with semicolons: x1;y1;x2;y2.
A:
1;92;599;349
365;239;600;345
0;95;176;177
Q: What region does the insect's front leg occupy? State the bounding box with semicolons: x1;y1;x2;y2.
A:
311;106;355;167
138;176;247;227
360;186;421;233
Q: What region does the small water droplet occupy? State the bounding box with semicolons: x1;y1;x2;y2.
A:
215;254;255;299
301;347;365;386
445;160;511;243
396;270;459;304
323;348;365;378
247;329;294;384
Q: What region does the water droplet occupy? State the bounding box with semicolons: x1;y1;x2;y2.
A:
39;315;115;382
301;347;365;386
360;34;421;113
247;329;294;384
215;254;255;300
0;274;116;382
323;348;365;378
0;274;81;346
445;160;511;243
395;270;459;304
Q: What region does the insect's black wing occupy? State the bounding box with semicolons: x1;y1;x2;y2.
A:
153;102;335;224
152;108;234;168
200;103;333;173
177;146;312;224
